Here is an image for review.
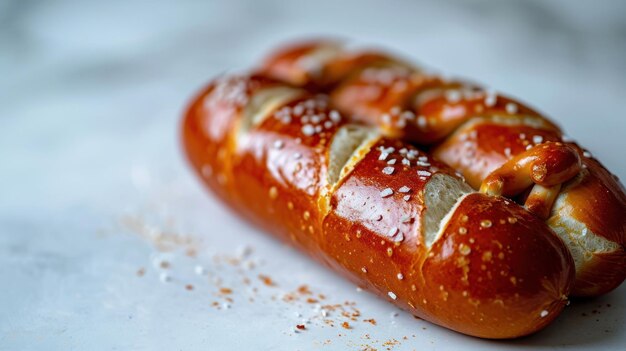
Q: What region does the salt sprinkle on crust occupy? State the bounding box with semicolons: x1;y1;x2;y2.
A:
505;102;518;114
301;124;315;136
382;166;395;175
388;291;397;300
398;186;411;193
540;310;549;318
380;188;394;197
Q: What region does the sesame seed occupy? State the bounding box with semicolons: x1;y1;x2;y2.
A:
398;186;411;193
382;166;395;175
532;135;543;144
380;188;394;197
323;121;333;129
274;140;284;149
388;291;397;300
397;273;404;280
505;103;518;114
525;144;533;151
504;147;511;157
458;227;467;235
480;219;492;228
301;124;315;136
540;310;549;318
361;267;368;273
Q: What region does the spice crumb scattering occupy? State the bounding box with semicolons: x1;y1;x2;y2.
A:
124;215;426;350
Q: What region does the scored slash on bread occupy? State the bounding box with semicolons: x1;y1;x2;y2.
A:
183;74;574;338
257;39;626;298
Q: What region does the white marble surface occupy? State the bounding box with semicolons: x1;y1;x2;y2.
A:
1;1;625;350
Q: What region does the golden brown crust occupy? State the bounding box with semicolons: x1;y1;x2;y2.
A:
256;40;625;297
182;75;574;338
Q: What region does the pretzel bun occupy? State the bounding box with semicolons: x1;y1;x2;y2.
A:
257;40;626;297
182;75;574;338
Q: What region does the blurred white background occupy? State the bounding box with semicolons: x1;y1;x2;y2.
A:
1;1;625;350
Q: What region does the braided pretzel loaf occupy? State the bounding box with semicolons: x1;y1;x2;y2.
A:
257;40;626;297
183;74;574;338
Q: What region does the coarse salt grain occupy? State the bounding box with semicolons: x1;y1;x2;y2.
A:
445;90;462;103
194;265;206;275
398;186;410;193
506;103;518;114
274;140;284;149
484;91;497;107
540;310;549;318
388;291;397;300
301;124;315;136
382;166;395;175
417;115;428;129
380;188;394;197
159;272;172;283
